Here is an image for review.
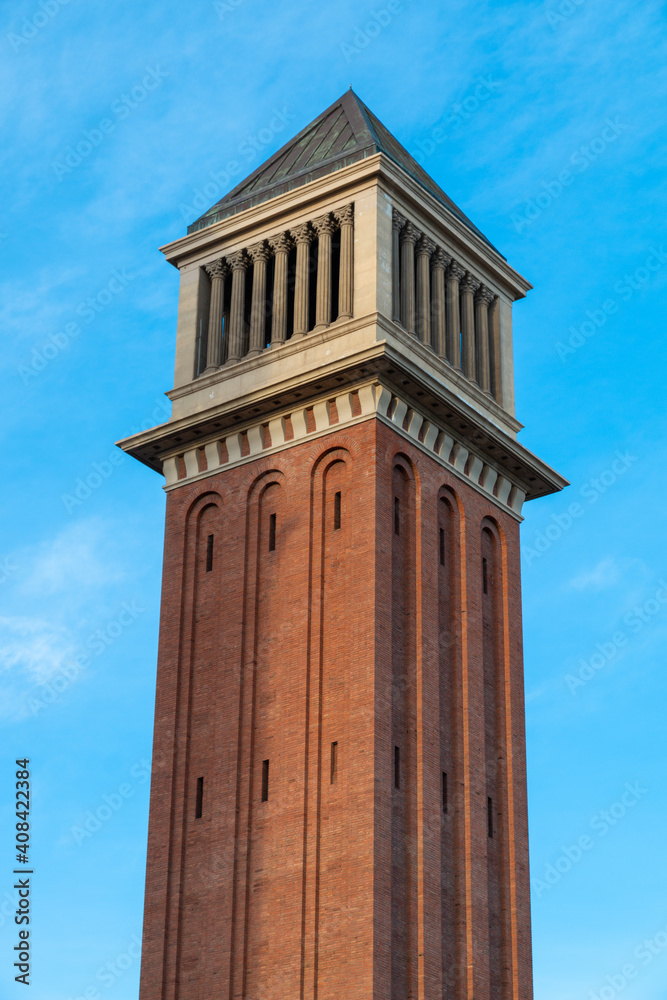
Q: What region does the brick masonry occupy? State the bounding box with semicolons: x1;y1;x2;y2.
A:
137;416;532;1000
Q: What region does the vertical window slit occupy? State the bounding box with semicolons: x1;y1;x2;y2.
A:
268;513;276;552
334;491;341;530
487;796;493;837
330;741;338;784
482;556;488;594
439;527;445;566
195;776;204;819
261;760;269;802
205;534;214;572
394;746;400;789
442;771;448;813
394;497;400;535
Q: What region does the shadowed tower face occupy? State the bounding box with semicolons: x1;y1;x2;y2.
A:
120;89;566;1000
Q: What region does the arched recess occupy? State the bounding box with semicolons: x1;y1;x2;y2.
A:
436;485;465;1000
480;515;511;1000
302;446;355;999
228;468;307;1000
172;491;227;1000
390;453;418;1000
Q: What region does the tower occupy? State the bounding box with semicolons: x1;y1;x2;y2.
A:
119;90;566;1000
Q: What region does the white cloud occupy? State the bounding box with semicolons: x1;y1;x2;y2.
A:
568;557;620;592
21;518;126;598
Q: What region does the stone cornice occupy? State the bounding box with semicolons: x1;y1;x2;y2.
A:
116;315;567;502
159;153;531;301
155;380;538;521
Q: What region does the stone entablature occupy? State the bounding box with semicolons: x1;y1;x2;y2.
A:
162;381;527;518
392;208;502;403
195;204;354;376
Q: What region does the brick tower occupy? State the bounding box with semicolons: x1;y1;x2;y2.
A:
119;90;566;1000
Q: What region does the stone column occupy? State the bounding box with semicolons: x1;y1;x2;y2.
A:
475;285;495;393
247;242;270;357
415;235;435;346
314;213;334;331
400;221;419;336
226;250;249;364
430;248;449;359
269;232;292;346
293;223;312;337
204;259;228;372
335;203;354;321
488;295;502;404
460;271;479;381
392;210;406;323
446;260;466;369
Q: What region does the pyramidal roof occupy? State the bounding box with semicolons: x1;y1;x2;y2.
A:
187;89;495;250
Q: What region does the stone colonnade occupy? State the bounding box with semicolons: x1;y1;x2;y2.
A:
199;204;354;374
392;209;502;404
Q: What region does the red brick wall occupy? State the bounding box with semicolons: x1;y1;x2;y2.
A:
138;417;532;1000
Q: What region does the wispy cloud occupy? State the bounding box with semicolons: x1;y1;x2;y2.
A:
568;557;620;592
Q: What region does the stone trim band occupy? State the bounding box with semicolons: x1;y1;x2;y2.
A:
162;382;526;517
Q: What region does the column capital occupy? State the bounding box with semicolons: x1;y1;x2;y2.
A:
268;231;293;254
415;234;436;258
313;212;335;236
205;258;229;280
400;221;420;246
431;247;451;270
460;270;480;293
228;249;250;271
292;222;313;245
334;203;354;226
392;208;407;231
248;240;271;264
446;259;466;282
475;284;495;306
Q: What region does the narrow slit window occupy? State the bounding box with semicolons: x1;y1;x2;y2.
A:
394;497;400;535
195;776;204;819
487;796;493;837
442;771;448;813
268;513;276;552
334;491;341;531
482;557;488;594
206;534;214;572
439;527;445;566
394;746;400;789
330;741;338;784
261;759;270;801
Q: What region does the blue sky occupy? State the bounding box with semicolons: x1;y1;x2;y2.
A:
1;1;666;997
